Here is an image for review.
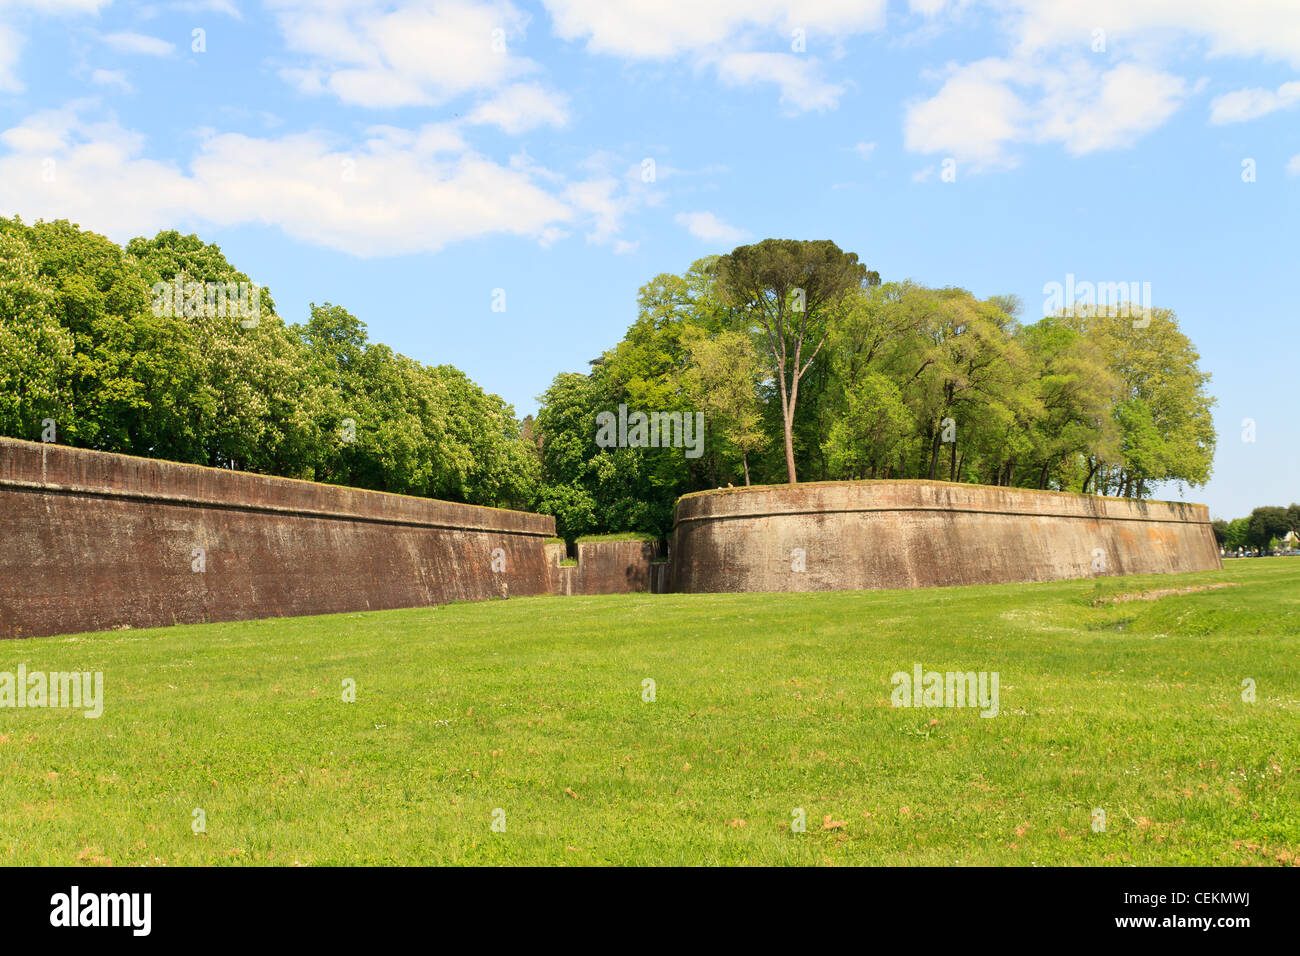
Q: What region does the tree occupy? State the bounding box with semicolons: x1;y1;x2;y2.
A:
680;326;767;484
0;226;75;439
1246;506;1290;551
127;230;319;475
0;220;536;512
1015;318;1118;491
531;369;678;539
715;239;870;483
12;217;208;459
1064;306;1216;498
1224;517;1250;552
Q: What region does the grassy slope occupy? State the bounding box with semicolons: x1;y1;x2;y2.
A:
1;560;1297;866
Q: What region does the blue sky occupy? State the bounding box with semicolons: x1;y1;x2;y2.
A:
0;0;1296;520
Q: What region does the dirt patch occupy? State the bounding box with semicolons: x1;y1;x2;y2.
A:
1097;582;1240;605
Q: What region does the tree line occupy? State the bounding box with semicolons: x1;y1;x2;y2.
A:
0;217;537;509
1213;507;1300;553
535;239;1217;538
1;225;1218;541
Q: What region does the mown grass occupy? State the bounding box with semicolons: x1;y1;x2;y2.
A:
1;559;1297;866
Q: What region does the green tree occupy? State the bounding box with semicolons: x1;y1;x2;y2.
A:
1246;506;1290;550
1015;317;1118;491
532;369;676;538
715;239;870;483
1065;306;1216;498
11;218;208;459
680;326;767;484
1224;517;1250;552
0;226;75;439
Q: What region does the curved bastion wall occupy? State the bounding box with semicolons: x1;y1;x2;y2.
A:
669;480;1221;594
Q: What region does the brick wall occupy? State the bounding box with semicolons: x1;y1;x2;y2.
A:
670;480;1221;593
545;538;656;596
0;438;554;639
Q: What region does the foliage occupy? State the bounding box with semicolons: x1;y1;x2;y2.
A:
0;217;536;509
715;238;872;482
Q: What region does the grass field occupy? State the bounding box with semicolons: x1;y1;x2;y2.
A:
2;559;1297;866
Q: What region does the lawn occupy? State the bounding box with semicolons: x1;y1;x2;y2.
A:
1;559;1297;866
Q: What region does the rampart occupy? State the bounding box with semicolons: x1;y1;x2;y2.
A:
1;441;1225;638
669;480;1221;593
0;438;554;639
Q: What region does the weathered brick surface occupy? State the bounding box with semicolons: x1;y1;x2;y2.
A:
670;480;1221;593
0;438;554;639
573;540;654;594
543;539;655;595
0;440;1225;638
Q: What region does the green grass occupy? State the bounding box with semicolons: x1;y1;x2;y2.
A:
2;560;1298;866
574;532;658;542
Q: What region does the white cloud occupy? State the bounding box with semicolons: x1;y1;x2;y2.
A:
269;0;536;108
1289;153;1300;176
103;32;175;56
851;140;876;159
904;57;1030;167
1001;0;1300;66
90;68;132;91
564;176;635;244
674;210;746;245
0;105;628;258
1036;61;1189;154
543;0;885;58
467;82;569;133
905;57;1191;168
714;52;845;112
901;1;1300;167
1209;80;1300;124
540;1;884;113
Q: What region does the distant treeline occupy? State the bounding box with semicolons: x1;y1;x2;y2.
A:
1213;507;1300;552
0;225;1218;540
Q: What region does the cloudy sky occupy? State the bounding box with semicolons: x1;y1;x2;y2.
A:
1;0;1296;518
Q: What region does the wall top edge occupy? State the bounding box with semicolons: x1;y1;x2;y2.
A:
0;437;555;536
674;478;1210;525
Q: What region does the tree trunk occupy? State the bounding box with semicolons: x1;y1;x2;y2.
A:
1083;459;1099;494
742;452;751;486
782;409;797;483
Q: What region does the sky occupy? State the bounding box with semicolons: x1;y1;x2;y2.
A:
0;0;1296;521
